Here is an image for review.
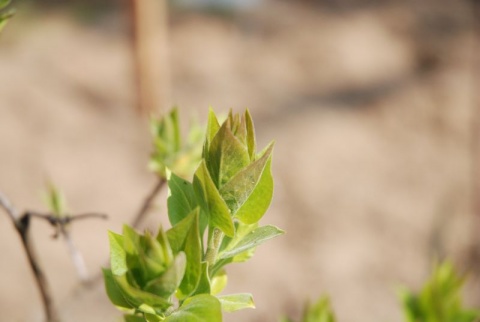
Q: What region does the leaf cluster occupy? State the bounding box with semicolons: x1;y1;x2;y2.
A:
399;261;480;322
149;108;204;179
104;108;284;321
281;297;336;322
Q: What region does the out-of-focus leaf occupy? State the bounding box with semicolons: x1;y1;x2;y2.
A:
150;108;203;179
302;297;336;322
0;0;10;10
44;183;66;217
399;261;480;322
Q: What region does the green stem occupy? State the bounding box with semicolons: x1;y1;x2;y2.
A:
205;227;223;267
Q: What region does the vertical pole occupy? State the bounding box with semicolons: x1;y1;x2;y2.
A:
128;0;169;116
468;0;480;273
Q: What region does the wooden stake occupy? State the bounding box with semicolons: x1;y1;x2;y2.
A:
128;0;170;116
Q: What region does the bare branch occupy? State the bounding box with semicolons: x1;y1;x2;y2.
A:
131;177;166;229
27;211;108;282
68;212;108;223
0;192;60;322
18;214;60;322
62;227;89;283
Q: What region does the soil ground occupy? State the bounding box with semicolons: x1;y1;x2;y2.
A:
0;1;478;321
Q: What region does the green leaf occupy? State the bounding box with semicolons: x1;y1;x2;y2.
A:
217;293;255;312
103;269;133;310
166;210;203;299
211;270;227;295
167;209;198;254
398;261;480;322
144;313;163;322
177;210;203;299
204;108;220;157
218;225;284;260
167;172;197;226
164;294;222;322
192;261;211;296
155;227;174;267
124;315;146;322
245;109;256;161
149;108;182;178
0;0;10;10
144;252;186;298
193;161;234;237
302;297;336;322
220;142;274;223
108;231;127;276
113;273;172;314
206;120;250;188
44;183;66;218
279;318;294;322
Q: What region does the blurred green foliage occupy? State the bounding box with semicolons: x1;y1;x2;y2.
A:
0;0;14;32
399;262;480;322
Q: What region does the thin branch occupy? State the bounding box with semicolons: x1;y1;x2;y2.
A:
27;211;108;282
62;228;89;282
0;193;60;322
68;212;108;223
0;191;18;222
131;177;166;229
28;212;108;225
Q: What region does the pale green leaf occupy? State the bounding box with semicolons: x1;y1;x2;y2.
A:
108;231;127;276
206;121;250;188
193;161;234;237
167;172;197;226
124;315;146;322
218;225;284;260
211;270;227;295
103;269;133;310
177;210;202;299
144;252;186;298
245;109;256;161
113;273;172;313
167;209;198;254
0;0;10;10
220;142;273;221
218;293;255;312
192;261;211;296
204;107;220;157
302;297;336;322
164;294;222;322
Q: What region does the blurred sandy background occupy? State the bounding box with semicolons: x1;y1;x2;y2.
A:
0;0;479;321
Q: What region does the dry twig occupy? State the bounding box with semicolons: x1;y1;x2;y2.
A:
0;192;60;322
130;177;166;229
